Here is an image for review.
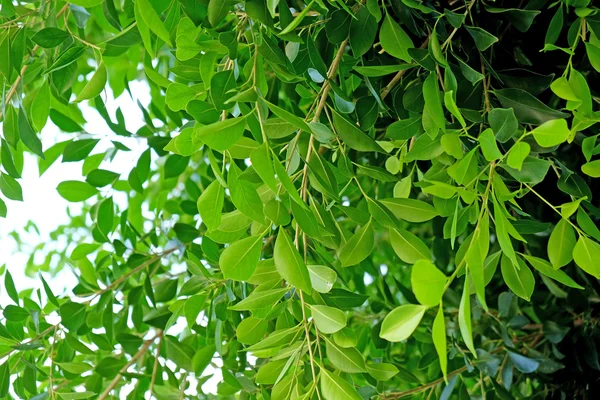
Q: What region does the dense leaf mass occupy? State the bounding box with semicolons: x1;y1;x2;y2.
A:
1;0;600;398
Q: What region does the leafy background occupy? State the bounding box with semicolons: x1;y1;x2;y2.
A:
1;0;600;399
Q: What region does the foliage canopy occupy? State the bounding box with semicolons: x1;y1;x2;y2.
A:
1;0;600;399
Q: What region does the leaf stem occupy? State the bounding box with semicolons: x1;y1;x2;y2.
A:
523;183;586;236
298;290;322;400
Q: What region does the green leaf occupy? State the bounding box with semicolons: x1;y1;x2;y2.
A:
75;61;107;102
422;72;446;134
0;362;7;398
380;198;439;222
333;328;358;348
250;143;278;192
411;259;447;306
69;0;103;6
454;53;484;84
237;316;268;345
485;7;540;32
339;220;375;267
3;305;29;321
4;271;19;304
0;173;23;201
494;201;519;267
390;228;431;264
466;213;491;310
380;304;427;342
444;91;465;128
489;107;519;143
279;0;315;35
56;181;98;202
137;0;173;46
57;392;96;400
465;26;498;51
547;219;576;269
479;128;502;161
379;14;413;62
256;359;288;384
577;208;600;241
331;109;384;153
198;180;224;230
573;236;600;278
551;76;580;103
386;116;423;140
31;80;51;132
19;107;44;158
62;139;100;162
545;5;563;45
493;88;569;125
272;155;305;206
57;362;93;374
264;100;312;133
501;255;535;301
220;235;263;281
353;64;415;77
349;6;377;57
0;141;18;178
86;169;119;187
458;275;476;357
308;265;337;294
32;27;70;48
432;305;448;380
441;133;463;159
41;276;59;307
324;336;366;373
531;118;570;147
166;83;198;111
45;46;86;74
274;229;312;292
586;42;600;73
366;363;399;381
581;160;600;178
508;351;540;373
447;148;478;185
195;116;248;151
97;197;114;237
229;287;289;311
429;27;448;67
502;156;552;184
208;0;230;27
311;305;347;334
263;117;298;139
405;134;443;161
320;368;362;400
521;254;583;289
367;197;399;229
507;142;530;171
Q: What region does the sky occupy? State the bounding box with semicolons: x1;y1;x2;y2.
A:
0;81;221;395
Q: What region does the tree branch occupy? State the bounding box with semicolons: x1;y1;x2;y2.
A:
97;334;158;400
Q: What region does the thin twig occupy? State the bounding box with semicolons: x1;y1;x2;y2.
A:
380;38;429;100
150;330;163;393
298;291;321;400
89;247;176;300
381;366;469;399
97;334;159;400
